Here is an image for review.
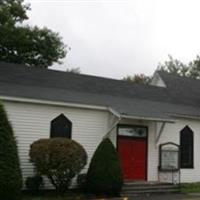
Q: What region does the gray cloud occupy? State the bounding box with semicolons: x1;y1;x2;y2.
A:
26;0;200;79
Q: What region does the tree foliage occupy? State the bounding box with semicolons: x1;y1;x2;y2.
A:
0;0;67;68
124;55;200;84
0;102;22;200
123;74;151;84
157;55;189;76
30;138;87;194
86;138;123;195
158;55;200;79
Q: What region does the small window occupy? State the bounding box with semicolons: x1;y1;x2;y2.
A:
118;125;147;138
180;126;194;168
50;114;72;138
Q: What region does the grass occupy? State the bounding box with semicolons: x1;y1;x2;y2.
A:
181;182;200;193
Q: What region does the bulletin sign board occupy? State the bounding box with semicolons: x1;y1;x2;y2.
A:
159;142;180;171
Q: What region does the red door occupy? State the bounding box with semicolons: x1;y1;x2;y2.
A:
118;137;147;181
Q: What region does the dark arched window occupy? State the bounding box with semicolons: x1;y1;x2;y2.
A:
50;114;72;138
180;126;194;168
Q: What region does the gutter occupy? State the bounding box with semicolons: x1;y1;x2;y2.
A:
108;107;121;118
0;95;122;140
0;95;176;123
121;114;175;123
168;113;200;121
0;95;109;111
0;95;123;119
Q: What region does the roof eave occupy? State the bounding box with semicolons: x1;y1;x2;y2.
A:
121;114;175;123
169;113;200;121
0;95;109;111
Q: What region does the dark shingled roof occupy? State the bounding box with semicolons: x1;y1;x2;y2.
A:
1;62;200;120
158;71;200;107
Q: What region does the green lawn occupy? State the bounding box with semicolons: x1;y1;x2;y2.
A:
181;182;200;193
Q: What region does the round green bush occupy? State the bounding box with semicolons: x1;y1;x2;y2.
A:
29;138;87;194
0;103;22;200
86;138;123;195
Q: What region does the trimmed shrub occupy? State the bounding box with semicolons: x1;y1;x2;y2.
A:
25;175;43;194
86;138;123;195
29;138;87;194
0;103;22;200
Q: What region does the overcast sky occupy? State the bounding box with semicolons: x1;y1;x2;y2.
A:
26;0;200;79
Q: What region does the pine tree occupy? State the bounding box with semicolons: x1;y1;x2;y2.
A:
0;103;22;199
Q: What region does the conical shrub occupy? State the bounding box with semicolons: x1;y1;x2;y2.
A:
0;103;22;199
86;138;123;195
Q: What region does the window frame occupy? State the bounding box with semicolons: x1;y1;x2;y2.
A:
50;114;72;139
180;126;194;169
117;124;148;138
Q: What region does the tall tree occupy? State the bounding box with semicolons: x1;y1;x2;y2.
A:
187;55;200;78
158;55;200;79
157;55;189;76
0;0;67;68
0;102;22;200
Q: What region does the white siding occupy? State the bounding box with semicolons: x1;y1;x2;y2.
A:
3;100;109;188
110;118;200;183
3;99;200;185
147;122;158;181
159;118;200;183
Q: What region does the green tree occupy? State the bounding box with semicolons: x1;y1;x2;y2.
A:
0;102;22;200
187;55;200;78
157;55;189;76
0;0;67;68
124;55;200;84
123;74;151;84
86;138;123;195
158;55;200;79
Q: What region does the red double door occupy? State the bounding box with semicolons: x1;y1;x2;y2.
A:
118;137;147;181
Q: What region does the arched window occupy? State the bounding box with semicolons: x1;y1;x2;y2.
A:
180;126;194;168
50;114;72;138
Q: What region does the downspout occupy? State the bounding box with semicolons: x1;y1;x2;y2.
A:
103;107;121;139
156;122;166;145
